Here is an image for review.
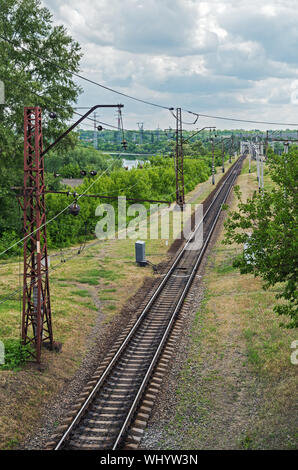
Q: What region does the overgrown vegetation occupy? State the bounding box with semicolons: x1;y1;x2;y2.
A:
224;146;298;327
39;153;212;249
0;339;31;370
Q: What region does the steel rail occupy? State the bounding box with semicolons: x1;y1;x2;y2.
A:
54;155;244;450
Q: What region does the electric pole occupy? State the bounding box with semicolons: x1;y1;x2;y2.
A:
221;138;225;173
117;107;122;144
156;125;160;141
21;104;124;362
137;122;144;145
230;135;233;163
212;137;215;185
22;107;53;362
174;108;185;206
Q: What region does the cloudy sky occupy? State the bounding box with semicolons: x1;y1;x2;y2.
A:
42;0;298;130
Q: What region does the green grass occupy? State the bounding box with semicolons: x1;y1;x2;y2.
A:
4;437;20;450
99;295;116;300
106;304;117;311
239;433;255;450
98;268;124;281
71;289;90;297
0;339;32;371
214;257;239;274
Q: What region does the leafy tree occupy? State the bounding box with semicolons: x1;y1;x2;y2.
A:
223;147;298;327
0;0;82;237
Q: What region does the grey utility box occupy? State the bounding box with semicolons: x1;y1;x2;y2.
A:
135;240;147;266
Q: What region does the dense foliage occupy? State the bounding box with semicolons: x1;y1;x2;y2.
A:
0;339;32;370
45;154;211;248
224;146;298;327
0;0;82;241
45;146;123;178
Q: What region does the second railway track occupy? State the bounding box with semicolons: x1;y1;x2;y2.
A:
50;155;245;450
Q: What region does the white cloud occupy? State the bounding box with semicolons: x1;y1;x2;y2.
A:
42;0;298;129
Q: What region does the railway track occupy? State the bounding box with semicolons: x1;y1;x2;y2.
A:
50;155;245;450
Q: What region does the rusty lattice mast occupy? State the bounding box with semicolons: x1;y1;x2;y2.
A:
22;106;53;362
174;107;185;207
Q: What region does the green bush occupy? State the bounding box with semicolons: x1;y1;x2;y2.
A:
0;339;32;370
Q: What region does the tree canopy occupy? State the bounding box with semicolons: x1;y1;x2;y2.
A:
0;0;82;234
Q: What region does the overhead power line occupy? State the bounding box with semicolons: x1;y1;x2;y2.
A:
185;110;298;127
0;35;172;111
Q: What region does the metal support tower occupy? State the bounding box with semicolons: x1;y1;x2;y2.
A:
20;104;124;363
22;107;53;362
174;108;185;206
221;139;225;173
117;108;122;144
230;135;233;163
211;137;215;185
137;122;144;145
156;125;160;141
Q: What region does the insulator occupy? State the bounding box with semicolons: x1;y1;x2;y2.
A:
49;111;57;119
69;202;80;216
90;170;97;176
53;173;60;178
73;192;78;198
80;170;87;176
97;125;103;131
